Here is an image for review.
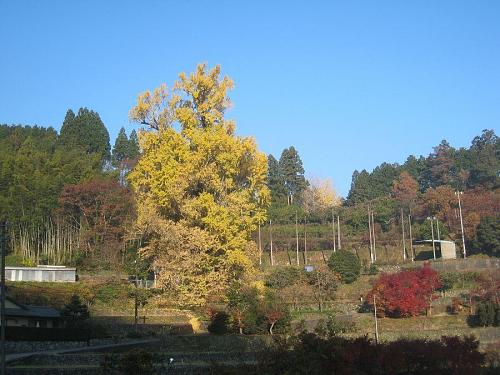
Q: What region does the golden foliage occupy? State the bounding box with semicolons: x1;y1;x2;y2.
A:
129;64;269;306
302;178;341;216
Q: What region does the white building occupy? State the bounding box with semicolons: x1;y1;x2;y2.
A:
5;265;77;282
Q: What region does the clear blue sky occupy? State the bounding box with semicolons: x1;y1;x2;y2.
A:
1;1;499;196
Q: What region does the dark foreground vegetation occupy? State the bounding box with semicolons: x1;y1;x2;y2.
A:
97;333;489;375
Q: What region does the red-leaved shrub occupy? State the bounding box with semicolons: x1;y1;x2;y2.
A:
366;263;442;317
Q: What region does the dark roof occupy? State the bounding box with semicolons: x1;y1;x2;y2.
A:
5;297;60;319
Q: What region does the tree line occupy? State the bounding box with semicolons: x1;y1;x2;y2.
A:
263;131;499;260
0;108;140;268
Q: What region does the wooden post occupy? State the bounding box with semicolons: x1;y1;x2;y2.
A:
368;206;373;263
430;217;436;260
269;220;274;266
337;215;341;250
373;294;379;345
304;219;307;265
332;209;336;252
408;214;414;261
401;208;406;261
371;211;377;262
295;212;299;266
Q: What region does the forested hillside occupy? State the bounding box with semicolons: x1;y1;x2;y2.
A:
347;130;499;204
265;130;499;261
0;109;139;269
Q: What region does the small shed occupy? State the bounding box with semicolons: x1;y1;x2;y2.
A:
5;265;77;282
414;240;457;260
439;240;457;260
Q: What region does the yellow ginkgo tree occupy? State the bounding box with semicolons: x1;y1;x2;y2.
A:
128;64;270;306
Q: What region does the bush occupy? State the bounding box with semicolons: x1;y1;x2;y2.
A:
265;267;303;289
208;311;231;334
438;272;461;296
472;216;499;257
328;250;361;284
474;302;499;327
368;263;378;275
366;263;442;317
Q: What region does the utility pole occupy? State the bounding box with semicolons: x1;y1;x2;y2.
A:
331;209;336;252
304;219;307;265
401;208;406;261
428;217;436;260
337;215;341;250
368;206;373;263
258;222;262;267
408;214;414;261
371;211;376;262
1;221;8;375
373;295;379;345
455;191;466;259
295;212;299;266
269;220;274;266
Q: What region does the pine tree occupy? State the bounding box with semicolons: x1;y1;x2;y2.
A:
128;129;140;160
112;127;129;167
61;294;90;327
59;107;110;166
267;154;286;202
60;109;76;143
347;170;370;205
279;146;307;204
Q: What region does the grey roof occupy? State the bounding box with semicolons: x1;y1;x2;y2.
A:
5;297;60;319
6;266;76;271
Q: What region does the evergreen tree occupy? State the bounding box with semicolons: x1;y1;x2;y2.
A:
61;294;90;327
112;127;129;167
128;129;140;160
346;170;370;205
403;155;430;191
59;107;110;165
468;129;499;189
60;109;76;141
279;146;307;204
267;154;286;202
472;216;499;257
428;140;456;187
